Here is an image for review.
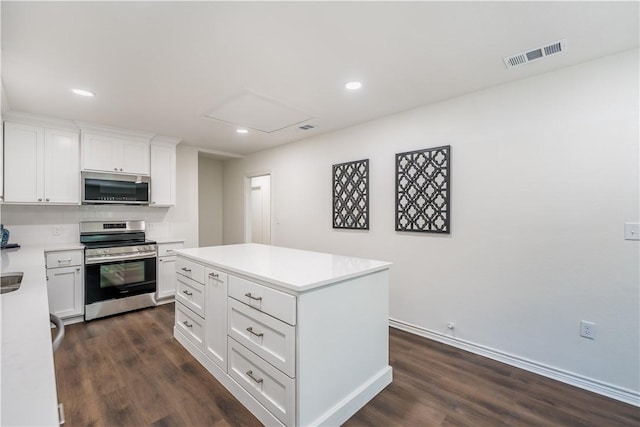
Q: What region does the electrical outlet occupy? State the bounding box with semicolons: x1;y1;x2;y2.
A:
580;320;596;340
52;225;62;237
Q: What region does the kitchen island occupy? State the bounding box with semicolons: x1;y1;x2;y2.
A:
173;243;392;427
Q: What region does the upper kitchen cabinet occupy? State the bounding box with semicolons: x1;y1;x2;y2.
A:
3;122;80;204
150;136;180;207
82;132;150;175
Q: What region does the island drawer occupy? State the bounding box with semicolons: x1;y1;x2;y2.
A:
228;276;296;325
176;303;204;349
228;298;295;378
176;257;205;284
176;275;205;317
228;337;295;427
45;250;83;268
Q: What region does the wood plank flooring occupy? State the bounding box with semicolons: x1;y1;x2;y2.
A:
53;303;639;427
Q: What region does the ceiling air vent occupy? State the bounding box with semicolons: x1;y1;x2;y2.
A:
299;124;315;130
504;39;567;69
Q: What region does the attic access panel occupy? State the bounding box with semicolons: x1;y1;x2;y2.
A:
205;90;314;133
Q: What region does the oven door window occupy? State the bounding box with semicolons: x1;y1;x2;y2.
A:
100;261;146;288
85;257;156;304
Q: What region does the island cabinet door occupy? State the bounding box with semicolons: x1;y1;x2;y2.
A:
205;267;228;371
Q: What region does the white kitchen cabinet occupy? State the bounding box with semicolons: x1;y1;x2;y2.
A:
156;242;184;301
45;249;84;321
3;122;80;204
205;267;228;370
173;244;392;427
81;132;149;175
150;137;180;207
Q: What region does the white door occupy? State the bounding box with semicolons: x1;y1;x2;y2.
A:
150;144;175;206
44;128;80;204
249;175;271;244
3;122;44;203
47;266;83;319
82;133;119;172
156;256;177;299
205;267;228;370
121;138;149;175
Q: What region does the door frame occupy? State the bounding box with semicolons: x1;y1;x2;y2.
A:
244;171;272;244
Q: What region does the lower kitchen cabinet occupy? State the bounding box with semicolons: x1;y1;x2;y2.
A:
45;249;84;321
173;244;392;427
204;267;227;370
156;241;184;301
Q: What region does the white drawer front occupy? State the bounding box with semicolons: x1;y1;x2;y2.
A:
176;257;205;284
175;275;205;317
228;298;295;378
228;275;296;325
158;242;183;257
175;303;204;349
45;250;83;268
228;338;295;427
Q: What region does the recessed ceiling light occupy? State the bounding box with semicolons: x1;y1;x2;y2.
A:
236;129;249;134
71;88;95;97
345;81;362;90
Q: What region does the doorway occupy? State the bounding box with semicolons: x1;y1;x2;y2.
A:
246;174;271;244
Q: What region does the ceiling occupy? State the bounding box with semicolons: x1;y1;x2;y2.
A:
2;2;638;157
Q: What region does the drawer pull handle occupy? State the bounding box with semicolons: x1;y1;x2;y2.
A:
209;272;219;278
246;326;264;337
166;250;174;254
246;370;263;384
244;292;262;301
58;258;72;263
181;267;192;272
182;320;193;328
182;290;193;296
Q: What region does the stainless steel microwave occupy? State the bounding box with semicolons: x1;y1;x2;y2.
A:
81;172;150;205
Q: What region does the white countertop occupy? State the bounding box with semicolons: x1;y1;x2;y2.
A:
1;244;81;426
177;243;391;292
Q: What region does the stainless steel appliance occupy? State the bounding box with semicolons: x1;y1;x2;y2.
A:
82;172;150;205
81;220;157;321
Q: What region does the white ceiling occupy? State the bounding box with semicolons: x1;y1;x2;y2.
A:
2;2;638;157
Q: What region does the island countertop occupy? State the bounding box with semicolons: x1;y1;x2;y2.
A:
176;243;391;292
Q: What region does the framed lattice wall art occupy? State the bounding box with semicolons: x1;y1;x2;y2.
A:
395;145;451;233
332;159;369;230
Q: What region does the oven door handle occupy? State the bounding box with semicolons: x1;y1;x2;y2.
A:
85;252;157;264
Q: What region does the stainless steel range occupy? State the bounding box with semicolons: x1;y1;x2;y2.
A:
81;220;157;321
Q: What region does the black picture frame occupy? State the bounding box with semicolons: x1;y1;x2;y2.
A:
395;145;451;233
332;159;369;230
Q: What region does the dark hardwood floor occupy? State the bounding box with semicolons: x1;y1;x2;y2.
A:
53;303;639;427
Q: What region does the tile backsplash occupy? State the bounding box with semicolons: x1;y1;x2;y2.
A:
0;204;178;246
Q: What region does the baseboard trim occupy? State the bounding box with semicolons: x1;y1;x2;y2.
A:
389;318;640;407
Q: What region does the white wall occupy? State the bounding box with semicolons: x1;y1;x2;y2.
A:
0;144;200;248
198;155;223;247
223;50;640;400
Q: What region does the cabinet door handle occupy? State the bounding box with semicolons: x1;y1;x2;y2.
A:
114;168;118;171
246;370;263;384
182;290;193;296
182;320;193;328
119;168;123;172
45;198;50;202
208;272;219;279
244;292;262;301
38;198;43;202
181;267;191;272
246;326;264;337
